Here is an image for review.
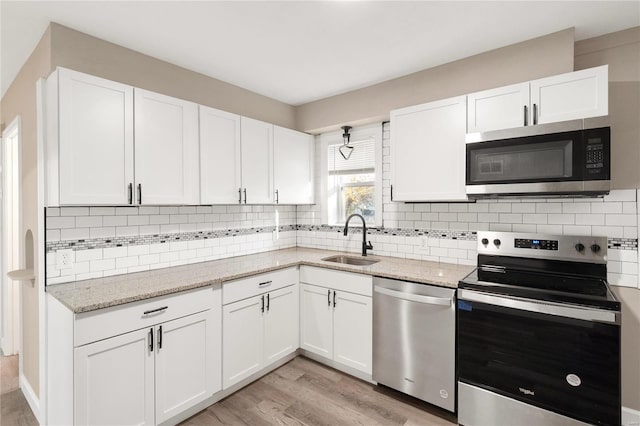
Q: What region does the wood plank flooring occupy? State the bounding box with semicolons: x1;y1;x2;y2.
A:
182;357;457;426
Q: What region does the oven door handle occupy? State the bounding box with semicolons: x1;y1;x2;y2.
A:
375;286;452;306
458;289;619;324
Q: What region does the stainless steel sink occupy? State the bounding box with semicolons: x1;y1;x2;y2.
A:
322;255;380;266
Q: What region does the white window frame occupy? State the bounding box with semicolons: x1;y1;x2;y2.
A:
320;123;383;227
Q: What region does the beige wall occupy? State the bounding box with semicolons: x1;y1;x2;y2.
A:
48;23;296;129
0;27;52;397
575;27;640;190
576;27;640;411
295;28;575;133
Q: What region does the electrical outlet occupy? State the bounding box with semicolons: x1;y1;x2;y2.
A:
420;236;429;248
56;249;74;270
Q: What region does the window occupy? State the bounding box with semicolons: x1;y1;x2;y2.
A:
322;124;382;227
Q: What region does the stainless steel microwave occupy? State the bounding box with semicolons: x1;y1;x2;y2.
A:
465;118;610;198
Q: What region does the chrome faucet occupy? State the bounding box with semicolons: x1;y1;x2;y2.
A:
343;214;374;256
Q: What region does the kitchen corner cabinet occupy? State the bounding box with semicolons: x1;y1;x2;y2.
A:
134;89;200;205
46;286;221;426
299;267;373;375
467;65;608;133
273;126;314;204
222;268;299;389
199;106;242;204
390;96;468;202
47;67;135;205
240;117;274;204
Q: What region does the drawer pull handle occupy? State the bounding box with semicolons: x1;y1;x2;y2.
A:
143;306;168;315
258;280;272;287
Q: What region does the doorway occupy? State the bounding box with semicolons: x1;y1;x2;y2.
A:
1;116;22;357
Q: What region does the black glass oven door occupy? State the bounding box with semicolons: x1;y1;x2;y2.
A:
457;295;620;426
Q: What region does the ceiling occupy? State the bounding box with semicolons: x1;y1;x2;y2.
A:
1;1;639;105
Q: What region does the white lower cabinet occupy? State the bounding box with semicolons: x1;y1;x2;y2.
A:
299;267;373;375
222;268;300;389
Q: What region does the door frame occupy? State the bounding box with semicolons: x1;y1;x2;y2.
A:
1;115;23;356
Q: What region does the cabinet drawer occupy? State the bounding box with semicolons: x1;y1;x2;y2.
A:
222;267;298;305
75;286;217;347
299;266;372;297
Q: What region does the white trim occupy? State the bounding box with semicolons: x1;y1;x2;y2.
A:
19;373;42;423
622;406;640;426
36;78;48;424
1;115;23;356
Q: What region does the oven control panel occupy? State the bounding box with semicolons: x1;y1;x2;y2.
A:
514;238;558;250
477;232;608;264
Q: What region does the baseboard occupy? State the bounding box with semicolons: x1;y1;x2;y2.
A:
19;373;41;424
623;406;640;426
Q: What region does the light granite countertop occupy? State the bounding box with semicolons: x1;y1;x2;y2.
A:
47;247;474;313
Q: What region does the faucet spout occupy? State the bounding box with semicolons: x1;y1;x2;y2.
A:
343;214;373;256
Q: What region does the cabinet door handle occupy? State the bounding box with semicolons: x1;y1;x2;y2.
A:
238;188;242;204
243;188;247;204
148;328;154;352
275;189;279;204
158;325;163;349
261;294;265;313
128;183;133;204
328;289;331;306
533;103;538;125
390;184;394;202
137;184;142;204
258;280;272;287
143;306;168;315
266;293;270;311
333;290;337;308
524;105;528;126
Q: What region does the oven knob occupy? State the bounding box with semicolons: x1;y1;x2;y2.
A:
481;238;489;245
590;244;601;253
575;243;585;252
493;239;501;247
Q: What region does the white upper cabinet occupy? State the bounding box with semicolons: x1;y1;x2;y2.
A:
53;68;134;205
467;82;530;133
134;89;199;205
273;126;314;205
240;117;274;204
530;65;608;125
199;106;242;204
467;65;608;133
390;96;468;202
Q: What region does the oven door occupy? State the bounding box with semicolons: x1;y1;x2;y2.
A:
465;127;610;197
457;289;620;426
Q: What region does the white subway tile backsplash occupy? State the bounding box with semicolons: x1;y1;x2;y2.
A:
76;216;103;228
61;207;89;216
61;228;90;241
592;202;622;214
47;216;76;229
89;207;115;216
103;216;128;226
536;203;562;214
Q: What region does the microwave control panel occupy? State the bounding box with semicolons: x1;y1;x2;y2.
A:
586;139;605;170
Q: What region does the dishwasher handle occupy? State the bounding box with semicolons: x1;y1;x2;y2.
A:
374;286;452;306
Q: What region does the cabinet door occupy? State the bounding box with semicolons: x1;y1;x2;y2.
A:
134;89;199;204
240;117;274;204
263;285;299;366
531;65;608;125
200;106;242;204
222;296;263;389
333;291;372;374
299;283;333;359
390;96;468;202
58;68;134;205
467;82;530;133
273;126;314;204
75;328;154;426
155;310;218;424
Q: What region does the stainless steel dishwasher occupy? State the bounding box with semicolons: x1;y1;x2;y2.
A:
373;277;456;412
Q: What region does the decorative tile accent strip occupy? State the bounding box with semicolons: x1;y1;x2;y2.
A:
297;224;478;240
46;224;298;253
607;238;638;250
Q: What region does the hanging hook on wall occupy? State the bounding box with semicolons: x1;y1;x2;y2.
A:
339;125;354;160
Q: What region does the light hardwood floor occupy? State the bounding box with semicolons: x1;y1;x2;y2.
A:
182;357;457;426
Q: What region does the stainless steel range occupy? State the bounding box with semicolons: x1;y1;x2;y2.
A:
457;232;621;426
